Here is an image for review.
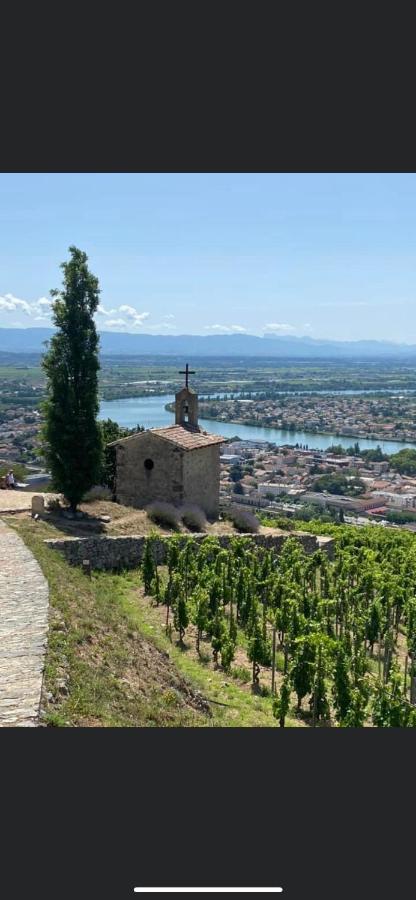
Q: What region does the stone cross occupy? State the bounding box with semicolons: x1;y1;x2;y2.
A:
179;363;195;389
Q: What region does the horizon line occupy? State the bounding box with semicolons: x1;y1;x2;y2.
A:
0;325;414;347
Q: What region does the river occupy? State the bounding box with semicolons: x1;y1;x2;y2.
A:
99;394;416;454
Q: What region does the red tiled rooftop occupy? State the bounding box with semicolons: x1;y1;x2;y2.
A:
109;424;225;451
150;425;225;449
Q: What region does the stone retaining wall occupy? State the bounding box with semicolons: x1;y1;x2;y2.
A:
44;532;334;570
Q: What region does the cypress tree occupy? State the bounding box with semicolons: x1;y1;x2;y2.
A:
42;246;102;510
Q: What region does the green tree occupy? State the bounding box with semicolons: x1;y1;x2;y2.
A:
247;607;269;688
372;665;415;727
309;640;330;724
389;448;416;476
273;676;291;727
191;586;210;655
142;538;156;594
291;637;314;710
220;637;236;672
42;247;102;510
312;472;365;496
332;645;351;724
342;684;370;727
211;606;226;667
173;590;189;646
366;600;382;656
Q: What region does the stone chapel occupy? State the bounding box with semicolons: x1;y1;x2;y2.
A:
108;366;225;518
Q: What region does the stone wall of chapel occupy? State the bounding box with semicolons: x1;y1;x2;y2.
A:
182;444;221;518
115;433;184;509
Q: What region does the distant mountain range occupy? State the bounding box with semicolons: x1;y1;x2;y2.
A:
2;327;416;359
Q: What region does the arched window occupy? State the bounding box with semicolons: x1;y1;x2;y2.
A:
144;458;154;471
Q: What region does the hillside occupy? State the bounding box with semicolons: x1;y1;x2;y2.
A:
3;327;416;358
7;516;284;727
5;508;415;728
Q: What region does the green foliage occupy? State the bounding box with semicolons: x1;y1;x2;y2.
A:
142;538;156;594
220;638;236;672
312;472;366;496
385;508;416;524
366;600;382;652
342;685;370;727
389;448;416;475
190;586;210;654
273;676;291;727
359;446;387;462
173;589;189;646
211;606;226;666
372;665;416;727
41;247;102;509
99;418;144;491
137;525;416;727
332;645;351;723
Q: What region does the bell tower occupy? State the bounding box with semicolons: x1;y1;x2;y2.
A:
175;363;199;429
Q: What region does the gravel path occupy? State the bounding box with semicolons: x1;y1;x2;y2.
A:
0;490;58;514
0;519;49;726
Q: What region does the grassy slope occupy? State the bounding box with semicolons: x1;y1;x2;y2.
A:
10;518;284;727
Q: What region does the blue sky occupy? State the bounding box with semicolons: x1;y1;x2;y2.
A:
1;172;416;342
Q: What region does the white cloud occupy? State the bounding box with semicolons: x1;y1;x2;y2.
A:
0;294;152;332
97;304;117;317
0;293;52;319
204;324;247;334
118;305;150;326
263;323;296;335
105;318;127;328
97;304;150;327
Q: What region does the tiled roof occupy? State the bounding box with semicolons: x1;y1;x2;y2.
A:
150;425;225;449
108;425;225;451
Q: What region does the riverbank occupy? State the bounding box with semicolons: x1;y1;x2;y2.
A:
194;410;416;446
99;394;416;454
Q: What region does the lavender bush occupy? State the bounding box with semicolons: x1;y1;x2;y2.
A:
146;501;181;529
179;503;207;531
227;505;260;533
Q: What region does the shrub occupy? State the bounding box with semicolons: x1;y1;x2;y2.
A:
231;665;251;683
179;503;207;531
46;496;61;512
146;501;181;529
83;485;113;502
227;505;260;533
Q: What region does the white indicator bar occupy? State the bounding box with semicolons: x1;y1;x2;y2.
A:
134;889;283;893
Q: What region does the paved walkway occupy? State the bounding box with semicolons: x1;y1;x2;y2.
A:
0;519;49;726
